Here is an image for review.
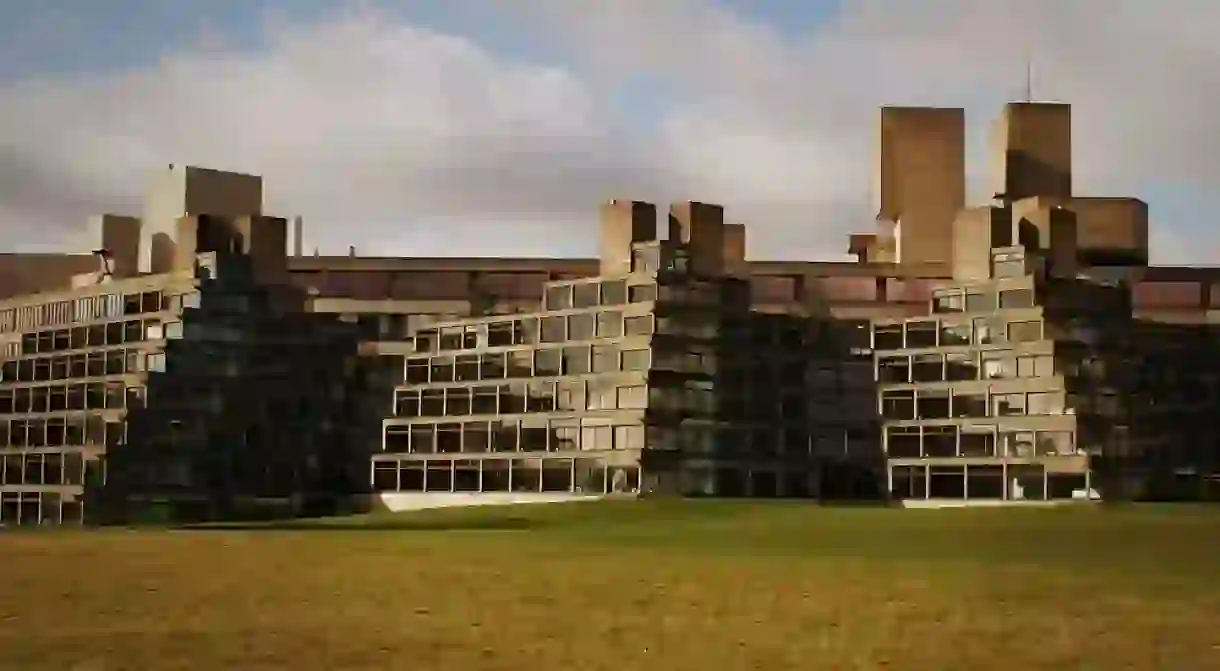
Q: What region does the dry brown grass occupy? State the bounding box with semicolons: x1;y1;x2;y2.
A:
2;502;1220;670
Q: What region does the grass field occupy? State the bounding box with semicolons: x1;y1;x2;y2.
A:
2;501;1220;670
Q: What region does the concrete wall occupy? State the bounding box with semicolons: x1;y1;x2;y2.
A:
371;491;606;512
992;102;1072;202
875;107;966;266
599;200;657;276
141;166;262;273
0;253;98;299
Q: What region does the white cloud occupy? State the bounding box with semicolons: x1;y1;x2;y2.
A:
3;1;1220;262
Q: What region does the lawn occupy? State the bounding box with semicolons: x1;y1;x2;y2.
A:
2;501;1220;670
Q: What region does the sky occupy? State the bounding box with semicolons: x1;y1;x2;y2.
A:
1;0;1219;263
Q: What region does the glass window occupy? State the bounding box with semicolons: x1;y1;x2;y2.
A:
572;283;599;309
568;314;595;341
982;354;1015;379
932;292;964;313
563;346;590;374
992;393;1026;416
877;356;909;383
938;322;971;346
904;321;937;348
597;311;623;338
540;317;566;343
624;315;653;336
534;349;562;376
873;324;903;350
628;284;656;303
592;345;619;373
965;291;995;312
992;259;1026;278
616;385;647;409
880;390;914;420
600;280;627;305
1027;392;1061;415
1007;320;1042;343
545;285;571;310
910;354;943;382
1000;289;1035;309
621;349;649;371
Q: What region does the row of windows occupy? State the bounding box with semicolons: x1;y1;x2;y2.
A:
0;291;168;334
384;420;647;454
0;450;91;486
0;415;125;449
6;318;170;359
877;352;1056;384
931;287;1033;314
543;279;659;311
0;381;145;415
394;381;651;417
880;388;1069;421
413;310;656;354
873;318;1043;351
404;345;652;384
382;419;862;457
885;425;1076;459
0;347;149;384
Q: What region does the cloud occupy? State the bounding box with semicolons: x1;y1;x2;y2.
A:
515;0;1220;262
3;1;1220;262
0;7;667;256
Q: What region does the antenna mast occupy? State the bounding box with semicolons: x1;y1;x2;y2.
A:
1023;45;1033;102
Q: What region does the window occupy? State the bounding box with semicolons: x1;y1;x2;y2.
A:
572;283;599;309
910;354;943;382
904;321;937;348
877;356;909;383
916;390;950;419
628;284;656;303
873;324;903;350
992;393;1026;416
146;352;166;373
592;345;619;373
973;318;1002;344
567;313;595;341
534;349;562;376
965;291;995;312
999;289;1035;309
945;353;978;381
616;385;647;409
938;322;971;346
982;354;1015;379
563;346;590;374
992;257;1026;278
621;349;649;371
624;315;653;336
1027;392;1060;415
545;285;572;310
952;393;987;418
540;317;566;343
597;311;623;338
932;292;964;313
881;390;914;420
601;280;627;305
1007;321;1042;343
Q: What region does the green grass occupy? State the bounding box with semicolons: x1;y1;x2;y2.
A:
3;501;1220;670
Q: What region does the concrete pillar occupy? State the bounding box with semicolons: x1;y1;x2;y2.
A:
876;107;965;265
668;201;725;276
599;200;657;276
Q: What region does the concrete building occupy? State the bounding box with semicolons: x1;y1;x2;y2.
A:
1;100;1219;524
369;201;879;509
